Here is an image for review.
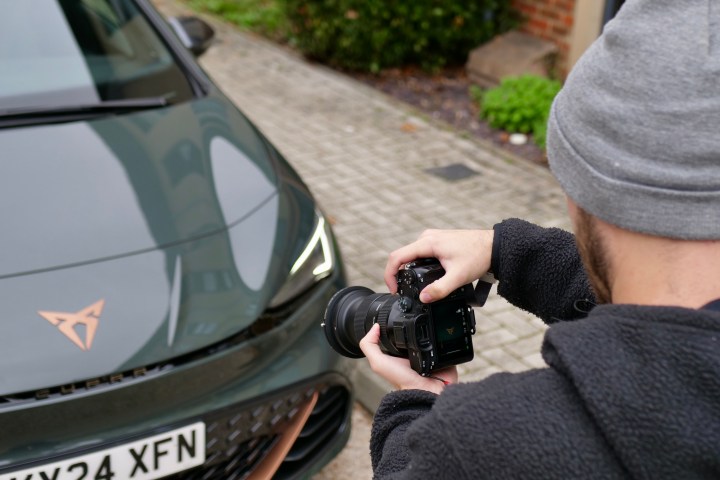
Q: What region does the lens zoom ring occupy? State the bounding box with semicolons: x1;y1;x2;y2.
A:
376;304;392;340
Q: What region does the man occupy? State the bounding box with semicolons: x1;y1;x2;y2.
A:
359;0;720;477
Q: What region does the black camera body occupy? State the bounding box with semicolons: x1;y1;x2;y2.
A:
392;259;477;375
322;258;493;376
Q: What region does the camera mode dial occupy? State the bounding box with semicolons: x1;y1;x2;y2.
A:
398;296;413;312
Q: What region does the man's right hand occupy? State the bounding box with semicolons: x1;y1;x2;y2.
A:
384;229;494;303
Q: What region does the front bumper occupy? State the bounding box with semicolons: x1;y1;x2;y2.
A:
0;274;353;479
171;377;350;479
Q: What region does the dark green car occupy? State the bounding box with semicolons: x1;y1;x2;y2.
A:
0;1;352;478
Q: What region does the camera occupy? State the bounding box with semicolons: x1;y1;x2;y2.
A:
322;258;493;376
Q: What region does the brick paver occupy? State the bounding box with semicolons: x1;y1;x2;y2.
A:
155;1;574;477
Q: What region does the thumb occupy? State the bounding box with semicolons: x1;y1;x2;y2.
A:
420;273;465;303
359;323;381;353
360;324;391;371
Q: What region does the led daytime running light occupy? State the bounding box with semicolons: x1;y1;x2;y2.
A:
290;216;332;277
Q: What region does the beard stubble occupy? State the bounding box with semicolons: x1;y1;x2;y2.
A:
574;208;613;304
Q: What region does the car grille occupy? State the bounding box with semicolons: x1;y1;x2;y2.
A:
170;384;350;480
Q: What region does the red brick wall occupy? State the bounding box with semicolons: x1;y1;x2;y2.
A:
511;0;576;77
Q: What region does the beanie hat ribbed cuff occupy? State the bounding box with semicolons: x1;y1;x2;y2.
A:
548;103;720;240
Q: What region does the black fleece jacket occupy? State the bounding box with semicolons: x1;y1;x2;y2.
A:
370;218;720;479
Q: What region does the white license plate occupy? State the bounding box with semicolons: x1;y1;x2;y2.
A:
0;422;205;480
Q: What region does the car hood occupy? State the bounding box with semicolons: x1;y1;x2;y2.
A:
0;97;280;277
0;95;317;395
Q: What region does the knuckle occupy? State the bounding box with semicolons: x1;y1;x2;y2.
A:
387;250;403;264
420;229;437;239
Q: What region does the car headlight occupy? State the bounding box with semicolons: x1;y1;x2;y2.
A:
268;211;334;308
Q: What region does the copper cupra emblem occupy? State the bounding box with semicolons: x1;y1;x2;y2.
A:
37;299;105;351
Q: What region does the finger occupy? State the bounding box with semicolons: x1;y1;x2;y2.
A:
385;242;433;292
384;249;412;293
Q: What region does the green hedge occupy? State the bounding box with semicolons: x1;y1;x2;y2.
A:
280;0;517;72
187;0;289;41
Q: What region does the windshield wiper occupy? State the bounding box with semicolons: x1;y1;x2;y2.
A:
0;97;170;128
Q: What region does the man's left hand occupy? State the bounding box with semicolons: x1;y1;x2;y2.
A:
359;323;458;395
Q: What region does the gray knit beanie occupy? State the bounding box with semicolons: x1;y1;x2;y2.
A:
547;0;720;240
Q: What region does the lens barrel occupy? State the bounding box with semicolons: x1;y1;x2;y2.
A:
323;286;397;359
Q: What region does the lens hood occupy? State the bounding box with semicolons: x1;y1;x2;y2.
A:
322;286;373;358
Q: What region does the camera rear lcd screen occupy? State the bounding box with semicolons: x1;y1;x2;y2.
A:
430;302;470;361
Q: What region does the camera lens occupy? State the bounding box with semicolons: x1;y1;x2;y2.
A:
322;286;398;359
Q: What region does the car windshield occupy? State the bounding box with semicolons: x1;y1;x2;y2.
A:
0;0;194;112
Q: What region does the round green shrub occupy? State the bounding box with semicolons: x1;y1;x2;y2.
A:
280;0;517;72
476;75;561;149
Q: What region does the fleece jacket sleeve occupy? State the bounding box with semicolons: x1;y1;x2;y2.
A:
370;389;467;479
491;218;595;323
370;390;436;474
